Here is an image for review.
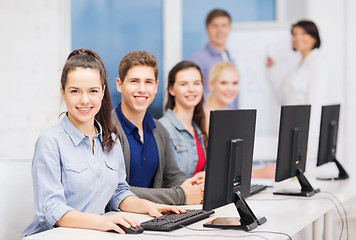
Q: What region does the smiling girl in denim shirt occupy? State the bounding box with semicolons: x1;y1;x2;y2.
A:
159;61;208;178
22;49;184;237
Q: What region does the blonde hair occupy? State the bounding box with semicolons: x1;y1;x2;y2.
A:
209;62;238;84
207;62;239;102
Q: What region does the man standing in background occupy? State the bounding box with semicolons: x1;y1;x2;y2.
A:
190;9;238;109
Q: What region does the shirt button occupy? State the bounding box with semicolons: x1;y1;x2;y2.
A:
143;157;146;161
95;192;99;196
97;176;100;179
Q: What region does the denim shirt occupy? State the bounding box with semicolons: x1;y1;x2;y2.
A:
22;115;134;237
159;109;206;177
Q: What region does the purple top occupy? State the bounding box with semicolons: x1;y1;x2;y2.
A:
190;43;238;109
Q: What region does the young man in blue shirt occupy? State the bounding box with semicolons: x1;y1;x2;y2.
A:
112;50;204;205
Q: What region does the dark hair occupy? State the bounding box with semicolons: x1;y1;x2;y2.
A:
61;49;118;153
292;20;321;50
118;50;158;82
165;61;208;149
206;9;231;27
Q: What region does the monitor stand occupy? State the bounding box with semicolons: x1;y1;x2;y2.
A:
203;191;266;231
317;158;349;181
203;138;267;231
233;191;267;230
228;139;266;228
274;168;320;197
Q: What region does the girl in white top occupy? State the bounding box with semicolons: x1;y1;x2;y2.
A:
266;20;331;166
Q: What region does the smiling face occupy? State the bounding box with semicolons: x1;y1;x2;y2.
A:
169;67;203;111
209;67;239;106
291;26;316;54
116;65;158;116
61;67;104;128
206;16;231;49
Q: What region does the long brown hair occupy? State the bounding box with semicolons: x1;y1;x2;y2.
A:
165;61;208;148
61;49;118;153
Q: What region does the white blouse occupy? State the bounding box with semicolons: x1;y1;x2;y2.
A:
267;49;332;166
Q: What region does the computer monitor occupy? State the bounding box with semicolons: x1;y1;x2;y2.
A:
316;104;349;180
202;109;266;231
274;105;320;197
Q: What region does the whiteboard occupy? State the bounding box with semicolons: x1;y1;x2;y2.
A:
227;24;300;159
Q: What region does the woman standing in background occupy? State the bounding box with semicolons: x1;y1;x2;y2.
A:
266;20;331;166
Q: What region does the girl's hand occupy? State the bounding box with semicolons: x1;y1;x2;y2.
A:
146;202;186;218
99;212;139;234
181;177;204;204
193;171;206;185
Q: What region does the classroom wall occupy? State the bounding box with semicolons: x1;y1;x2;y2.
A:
0;0;71;160
71;0;164;118
306;0;350;166
345;0;356;171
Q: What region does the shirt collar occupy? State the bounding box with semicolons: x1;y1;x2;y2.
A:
115;103;156;134
94;119;103;141
305;48;319;61
116;104;136;134
62;114;103;146
165;109;186;131
143;109;156;131
165;109;200;134
205;43;230;58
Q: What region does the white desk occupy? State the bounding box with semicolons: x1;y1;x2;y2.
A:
23;168;356;240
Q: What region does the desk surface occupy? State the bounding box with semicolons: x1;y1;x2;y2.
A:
23;167;356;240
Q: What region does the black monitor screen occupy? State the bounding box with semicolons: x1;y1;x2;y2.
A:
203;110;256;211
274;105;320;197
275;105;310;182
316;104;348;180
317;104;340;166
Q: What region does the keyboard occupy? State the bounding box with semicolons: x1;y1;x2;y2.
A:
140;209;215;231
250;184;267;196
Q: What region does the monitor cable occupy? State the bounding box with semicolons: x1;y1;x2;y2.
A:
249;193;348;240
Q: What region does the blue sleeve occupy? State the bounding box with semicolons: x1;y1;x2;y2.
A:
32;134;73;228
